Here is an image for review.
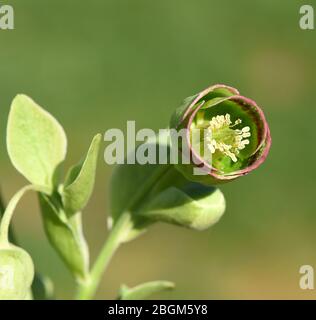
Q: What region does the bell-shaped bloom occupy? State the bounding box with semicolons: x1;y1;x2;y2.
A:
170;84;271;185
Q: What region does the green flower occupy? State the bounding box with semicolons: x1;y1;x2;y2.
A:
170;84;271;185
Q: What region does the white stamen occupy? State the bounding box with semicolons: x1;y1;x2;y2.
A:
206;113;251;163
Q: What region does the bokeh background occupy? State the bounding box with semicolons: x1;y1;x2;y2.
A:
1;0;316;299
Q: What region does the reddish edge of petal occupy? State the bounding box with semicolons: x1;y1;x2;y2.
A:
181;84;240;124
185;88;271;181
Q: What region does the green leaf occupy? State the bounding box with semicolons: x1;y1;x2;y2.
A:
7;95;67;191
110;131;171;222
38;194;89;280
138;181;226;231
110;162;169;222
62;134;101;216
119;281;175;300
110;131;172;242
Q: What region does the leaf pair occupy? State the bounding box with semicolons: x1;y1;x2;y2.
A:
6;95;101;280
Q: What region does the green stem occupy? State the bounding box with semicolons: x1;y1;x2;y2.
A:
0;185;33;244
0;188;18;246
76;165;174;299
0;185;49;245
76;164;176;300
76;212;133;300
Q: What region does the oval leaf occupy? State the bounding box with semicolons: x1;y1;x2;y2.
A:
7;95;67;191
138;183;226;231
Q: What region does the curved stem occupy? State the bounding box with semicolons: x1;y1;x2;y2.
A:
0;188;18;246
76;212;132;300
0;185;33;244
0;185;49;244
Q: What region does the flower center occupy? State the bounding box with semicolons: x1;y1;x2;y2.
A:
206;113;251;163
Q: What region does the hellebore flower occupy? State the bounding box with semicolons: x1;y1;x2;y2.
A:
170;84;271;185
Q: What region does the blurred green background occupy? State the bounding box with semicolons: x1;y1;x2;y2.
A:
1;0;316;299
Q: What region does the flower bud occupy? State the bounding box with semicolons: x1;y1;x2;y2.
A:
0;244;34;300
170;84;271;184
